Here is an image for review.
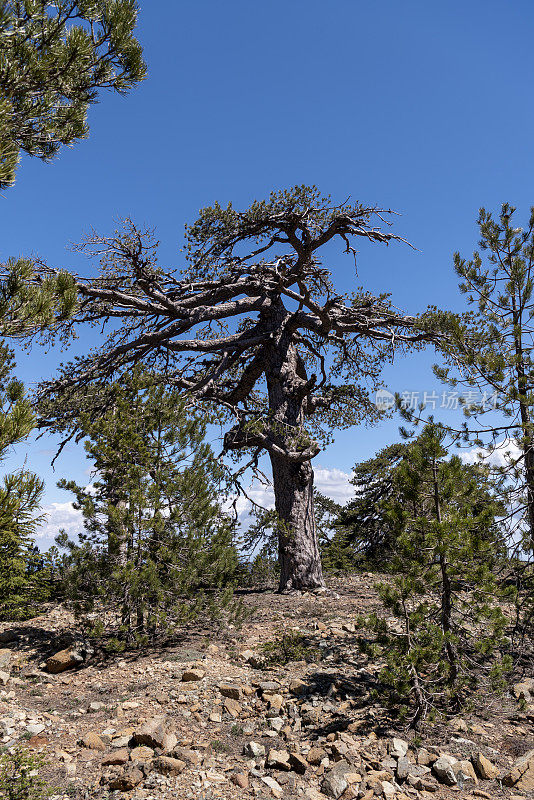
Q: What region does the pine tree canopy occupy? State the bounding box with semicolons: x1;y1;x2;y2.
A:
432;204;534;553
0;0;146;188
55;368;238;642
4;186;438;591
0;338;46;619
325;429;506;570
361;421;510;725
331;441;408;565
0;468;45;619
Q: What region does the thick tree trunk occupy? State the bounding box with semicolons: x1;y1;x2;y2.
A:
257;299;327;591
270;454;325;592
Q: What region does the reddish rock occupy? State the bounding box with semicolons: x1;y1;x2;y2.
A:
46;647;84;674
307;746;327;765
101;749;129;766
472;752;497;780
153;755;186;776
27;735;48;748
80;731;106;751
231;772;249;788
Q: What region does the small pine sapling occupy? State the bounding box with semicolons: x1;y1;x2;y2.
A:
361;421;511;726
56;370;239;645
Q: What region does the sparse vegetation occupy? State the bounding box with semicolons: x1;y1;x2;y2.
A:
358;421;512;726
0;7;533;799
210;739;231;754
0;749;49;800
260;630;321;666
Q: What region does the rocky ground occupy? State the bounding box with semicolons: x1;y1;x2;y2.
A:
0;574;533;800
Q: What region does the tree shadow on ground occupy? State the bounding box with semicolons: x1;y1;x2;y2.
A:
0;623;74;667
0;618;219;674
303;668;393;739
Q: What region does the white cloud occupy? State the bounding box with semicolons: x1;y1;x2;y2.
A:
461;439;522;468
34;500;83;549
223;483;274;530
315;466;354;504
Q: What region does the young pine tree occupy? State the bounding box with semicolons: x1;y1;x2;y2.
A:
362;422;510;726
56;371;238;646
436;205;534;552
434;204;534;648
324;442;408;569
0;470;47;620
0;342;47;619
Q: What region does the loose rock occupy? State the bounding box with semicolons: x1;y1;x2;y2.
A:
153;755;186;776
130;745;155;761
0;650;12;672
266;748;291;771
219;683;241;700
243;741;265;758
432;755;457;786
289;752;308;774
101;749;129;766
103;764;143;791
502;748;534;792
452;759;478;785
132;715;176;751
46;647;84;674
307;746;327;765
181;668;205;681
321;760;352;799
261;775;283;797
80;731;106;751
390;737;409;759
223;696;242;717
231;772;249;788
472;752;497;780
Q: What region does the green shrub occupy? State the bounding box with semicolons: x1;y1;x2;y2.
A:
260;630;321;666
0;748;49;800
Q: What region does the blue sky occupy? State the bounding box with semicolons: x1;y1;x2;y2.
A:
2;0;534;543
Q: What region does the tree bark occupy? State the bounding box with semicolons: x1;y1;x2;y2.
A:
262;301;327;592
270;454;325;592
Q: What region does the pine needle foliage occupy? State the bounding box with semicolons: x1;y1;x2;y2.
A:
432;204;534;649
360;422;511;727
56;369;239;646
0;343;47;620
434;204;534;551
0;748;49;800
324;442;408;570
0;0;146;187
0;469;47;619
